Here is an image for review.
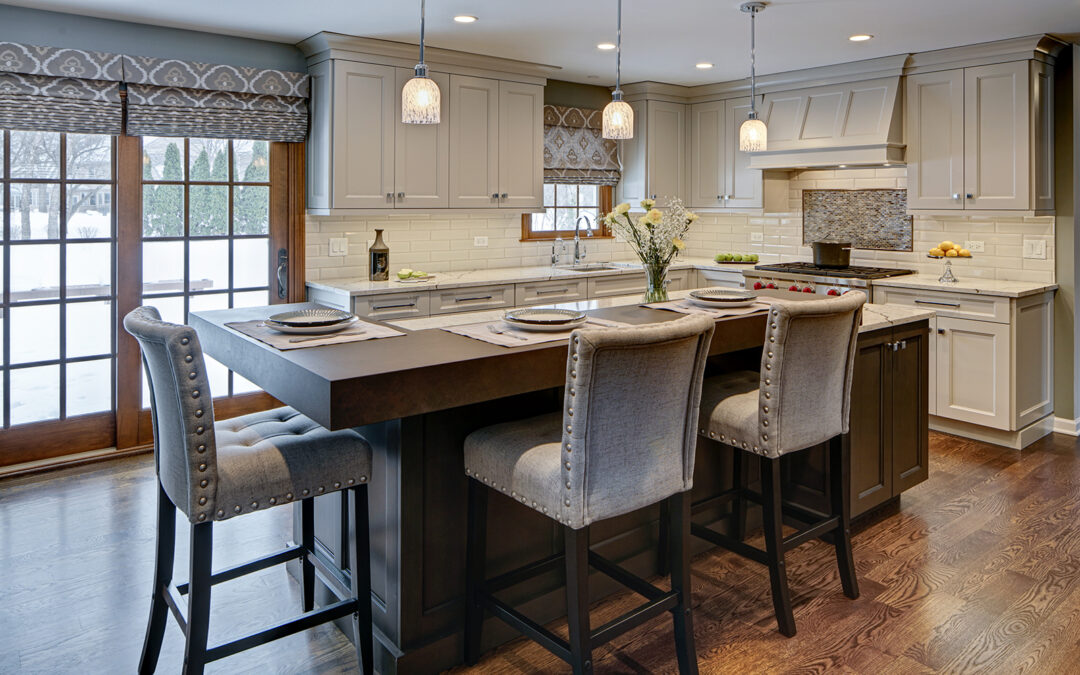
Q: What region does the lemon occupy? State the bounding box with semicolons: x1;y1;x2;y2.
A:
929;247;944;257
938;241;956;251
958;248;972;257
945;249;959;257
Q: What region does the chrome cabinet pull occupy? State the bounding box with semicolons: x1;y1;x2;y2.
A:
966;193;974;199
397;192;405;199
491;193;499;199
914;299;961;308
536;288;570;295
952;193;961;200
373;302;417;310
501;193;508;199
455;295;493;303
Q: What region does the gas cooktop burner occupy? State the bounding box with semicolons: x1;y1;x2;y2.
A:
752;262;916;280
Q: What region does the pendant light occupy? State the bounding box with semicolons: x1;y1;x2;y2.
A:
602;0;633;139
739;2;767;152
402;0;441;124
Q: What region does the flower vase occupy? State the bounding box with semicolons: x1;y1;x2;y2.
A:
643;263;670;303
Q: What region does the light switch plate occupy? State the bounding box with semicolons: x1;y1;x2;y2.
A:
963;240;985;253
474;236;489;247
328;237;348;257
1023;239;1047;259
749;232;764;243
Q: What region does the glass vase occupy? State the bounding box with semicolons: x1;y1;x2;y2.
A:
643;263;670;303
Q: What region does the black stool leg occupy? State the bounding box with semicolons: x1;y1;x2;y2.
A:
657;499;670;578
139;484;177;675
183;521;213;675
348;486;375;675
300;497;316;612
829;436;860;599
464;479;489;665
564;525;593;675
668;492;699;675
760;456;796;637
732;448;748;542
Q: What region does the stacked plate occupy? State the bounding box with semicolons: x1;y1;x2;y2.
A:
503;308;587;332
686;289;758;309
266;308;360;335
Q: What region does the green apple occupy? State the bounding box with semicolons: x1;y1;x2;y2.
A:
731;254;744;262
411;270;427;278
747;254;759;262
397;268;414;280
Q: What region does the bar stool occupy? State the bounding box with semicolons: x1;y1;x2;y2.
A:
124;306;375;675
691;292;865;637
463;315;715;674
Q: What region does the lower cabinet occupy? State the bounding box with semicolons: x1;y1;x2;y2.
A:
514;278;588;306
698;267;747;289
352;291;429;321
934;315;1010;428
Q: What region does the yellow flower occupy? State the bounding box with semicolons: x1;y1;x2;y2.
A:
637;216;650;227
687;212;699;223
641;198;656;210
615;202;631;215
646;208;664;224
673;237;686;251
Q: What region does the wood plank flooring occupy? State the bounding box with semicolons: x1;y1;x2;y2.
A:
3;431;1080;673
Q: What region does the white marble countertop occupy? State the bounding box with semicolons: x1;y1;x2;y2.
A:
872;274;1058;298
389;289;933;335
308;257;753;297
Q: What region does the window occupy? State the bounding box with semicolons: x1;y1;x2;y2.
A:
1;131;117;427
521;183;613;241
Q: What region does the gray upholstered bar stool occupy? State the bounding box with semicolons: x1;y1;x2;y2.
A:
463;315;715;675
690;292;865;637
124;306;375;675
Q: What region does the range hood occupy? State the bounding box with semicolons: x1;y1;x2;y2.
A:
747;75;904;170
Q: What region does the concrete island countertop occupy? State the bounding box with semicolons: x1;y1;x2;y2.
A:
872;274;1058;298
388;288;935;335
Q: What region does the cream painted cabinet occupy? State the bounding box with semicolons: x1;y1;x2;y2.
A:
646;101;687;207
616;100;647;205
448;75;500;208
689;101;725;208
724;97;763;209
905;60;1053;212
498;81;545;210
328;61;396;209
394;68;449;209
935;316;1010;429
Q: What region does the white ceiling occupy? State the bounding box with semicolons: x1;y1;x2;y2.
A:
6;0;1080;85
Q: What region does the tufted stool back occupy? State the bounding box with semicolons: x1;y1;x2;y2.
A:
560;314;714;529
757;292;865;458
124;306;219;521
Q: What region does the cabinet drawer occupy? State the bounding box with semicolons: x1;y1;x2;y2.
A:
353;291;430;320
587;272;646;298
698;268;746;290
666;268;692;292
875;287;1009;323
430;284;515;315
515;278;588;305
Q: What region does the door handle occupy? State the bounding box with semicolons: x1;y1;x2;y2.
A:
536;288;570;295
373;302;417;310
455;295;494;303
914;299;961;308
276;248;288;300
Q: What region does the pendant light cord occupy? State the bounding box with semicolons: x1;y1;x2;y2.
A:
749;6;756;116
615;0;622;97
419;0;426;65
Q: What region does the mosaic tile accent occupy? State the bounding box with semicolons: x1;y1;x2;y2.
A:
802;189;912;251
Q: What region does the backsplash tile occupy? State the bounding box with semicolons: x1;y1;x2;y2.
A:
802;189;912;251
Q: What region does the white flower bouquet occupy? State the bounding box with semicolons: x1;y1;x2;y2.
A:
604;197;698;301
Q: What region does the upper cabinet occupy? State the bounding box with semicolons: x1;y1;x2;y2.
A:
689;97;762;209
300;34;547;213
906;60;1054;212
618;100;687;208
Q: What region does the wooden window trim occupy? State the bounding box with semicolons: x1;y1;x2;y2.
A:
520;184;614;241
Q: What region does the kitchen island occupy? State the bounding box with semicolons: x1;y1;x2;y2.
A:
190;290;931;674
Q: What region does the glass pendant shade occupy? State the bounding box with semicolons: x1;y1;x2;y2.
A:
603;100;633;139
739;116;767;152
401;73;441;124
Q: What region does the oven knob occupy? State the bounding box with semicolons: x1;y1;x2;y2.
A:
827;288;840;296
803;286;815;293
753;281;764;290
765;283;776;289
788;285;799;292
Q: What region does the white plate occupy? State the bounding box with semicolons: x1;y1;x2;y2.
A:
268;308;354;326
689;289;756;302
687;296;757;309
265;316;360;335
396;275;435;283
503;316;587;332
504;307;587;325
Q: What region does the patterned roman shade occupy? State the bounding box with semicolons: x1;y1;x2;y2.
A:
543;105;620;186
0;43;124;134
123;55;309;142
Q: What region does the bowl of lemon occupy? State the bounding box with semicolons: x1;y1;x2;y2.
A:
926;241;971;283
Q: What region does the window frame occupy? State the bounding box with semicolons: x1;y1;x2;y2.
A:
520;183;614;241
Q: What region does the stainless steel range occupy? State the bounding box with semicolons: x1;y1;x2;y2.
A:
742;262;916;302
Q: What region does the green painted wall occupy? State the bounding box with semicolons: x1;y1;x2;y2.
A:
1053;45;1079;423
544;80;612;111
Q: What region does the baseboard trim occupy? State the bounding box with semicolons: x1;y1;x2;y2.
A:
929;414;1055;450
0;445;151;480
1053;416;1080;436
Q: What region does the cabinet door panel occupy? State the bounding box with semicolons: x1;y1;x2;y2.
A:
936;316;1010;429
725;97;763;209
905;69;964;210
848;331;892;517
616;100;647;205
645;101;686;207
964;61;1030;210
891;326;929;493
689;101;724;208
333;61;396;208
449;75;499;209
498;81;544;210
306;60;333;210
395;68;449;208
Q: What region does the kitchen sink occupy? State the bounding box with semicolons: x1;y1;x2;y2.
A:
555;263;626;272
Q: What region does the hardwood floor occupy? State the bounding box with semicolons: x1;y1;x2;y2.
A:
3;431;1080;673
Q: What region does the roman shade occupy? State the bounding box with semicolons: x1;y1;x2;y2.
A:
0;43;124;135
123;55;309;142
543;105;620;186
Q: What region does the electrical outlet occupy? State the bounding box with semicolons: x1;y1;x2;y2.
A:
328;237;348;256
963;240;985;253
749;232;764;243
474;236;489;247
1023;239;1047;259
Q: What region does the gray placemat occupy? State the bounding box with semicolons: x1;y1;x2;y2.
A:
644;299;772;318
443;316;630;348
226;319;405;350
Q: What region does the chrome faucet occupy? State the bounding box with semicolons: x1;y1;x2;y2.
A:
573;214;594;264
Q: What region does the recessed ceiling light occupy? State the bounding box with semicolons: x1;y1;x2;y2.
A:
696;62;714;69
849;34;873;42
454;15;478;23
597;42;616;50
838;164;847;168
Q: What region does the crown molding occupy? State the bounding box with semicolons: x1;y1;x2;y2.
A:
904;34;1067;74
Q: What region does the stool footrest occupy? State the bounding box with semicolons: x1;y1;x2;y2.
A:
204;598;358;664
175;545;305;595
485;552;564;594
691;487;740;515
163;583;188;633
782;516;840;552
588;551;666;602
308;547;354;601
691;523;768;564
590;592;679;647
483;595;571;662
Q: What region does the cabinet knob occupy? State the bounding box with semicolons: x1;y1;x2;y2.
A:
386;192;393;200
501;193;508;199
937;328;945;334
397;192;405;199
492;193;499;199
717;195;722;201
966;193;974;199
952;193;960;200
651;194;657;199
